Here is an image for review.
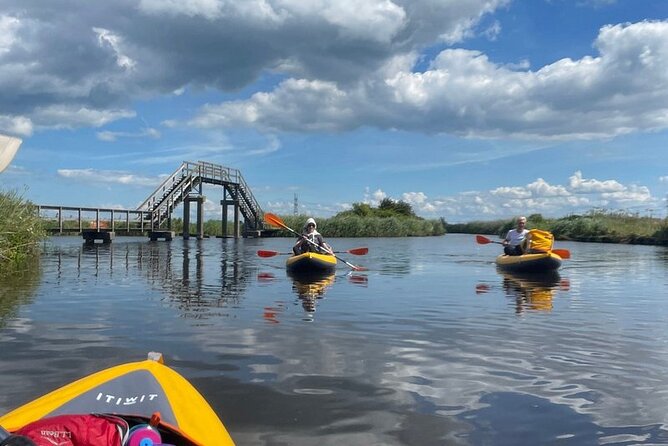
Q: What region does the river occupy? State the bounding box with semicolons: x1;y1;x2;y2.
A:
1;234;668;445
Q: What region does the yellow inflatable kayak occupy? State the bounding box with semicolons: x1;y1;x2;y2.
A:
496;251;562;273
286;252;337;274
0;352;235;446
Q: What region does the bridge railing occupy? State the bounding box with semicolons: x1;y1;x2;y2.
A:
137;161;191;212
38;205;152;234
136;160;264;230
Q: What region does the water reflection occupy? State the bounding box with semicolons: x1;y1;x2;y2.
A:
476;270;570;313
461;391;668;445
500;270;569;313
287;271;336;313
0;258;40;327
49;239;255;317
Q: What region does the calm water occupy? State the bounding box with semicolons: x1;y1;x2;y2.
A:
1;234;668;445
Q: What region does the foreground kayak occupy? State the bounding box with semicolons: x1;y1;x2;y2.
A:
286;252;337;274
0;352;235;446
496;251;562;273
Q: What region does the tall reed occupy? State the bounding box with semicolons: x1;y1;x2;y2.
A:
0;189;45;270
275;215;446;237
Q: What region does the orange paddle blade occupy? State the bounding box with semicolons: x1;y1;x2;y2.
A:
264;212;287;229
552;249;571;259
257;250;281;258
347;247;368;255
476;235;492;244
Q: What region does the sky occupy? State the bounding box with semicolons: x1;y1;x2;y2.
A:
0;0;667;223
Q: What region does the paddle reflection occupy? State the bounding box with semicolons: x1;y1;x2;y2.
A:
500;270;569;313
287;271;336;313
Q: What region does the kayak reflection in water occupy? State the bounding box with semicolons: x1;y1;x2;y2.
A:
501;271;568;313
289;272;336;313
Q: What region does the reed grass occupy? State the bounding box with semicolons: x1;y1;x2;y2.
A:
0;189;45;270
446;210;668;245
273;214;446;237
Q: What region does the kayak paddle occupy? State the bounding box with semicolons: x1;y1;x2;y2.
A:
475;235;571;259
263;213;368;271
258;247;368;258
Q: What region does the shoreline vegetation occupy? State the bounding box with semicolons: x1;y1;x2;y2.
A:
177;199;448;238
6;192;668;250
445;210;668;246
0;190;45;273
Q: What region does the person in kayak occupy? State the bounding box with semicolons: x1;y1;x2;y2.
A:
292;217;334;255
502;216;529;256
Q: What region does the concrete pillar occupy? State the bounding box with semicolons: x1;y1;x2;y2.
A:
221;189;228;237
197;196;205;240
183;199;190;240
234;190;240;238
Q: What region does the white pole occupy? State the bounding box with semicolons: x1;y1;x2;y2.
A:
0;134;23;173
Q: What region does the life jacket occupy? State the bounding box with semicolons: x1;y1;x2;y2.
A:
12;414;128;446
525;229;554;253
302;232;325;253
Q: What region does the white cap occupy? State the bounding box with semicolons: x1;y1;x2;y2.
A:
305;217;316;228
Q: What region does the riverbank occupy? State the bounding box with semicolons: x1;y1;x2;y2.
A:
0;190;45;273
446;210;668;246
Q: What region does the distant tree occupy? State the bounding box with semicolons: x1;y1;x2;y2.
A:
351;202;373;217
378;198;417;218
337;199;419;219
528;213;545;224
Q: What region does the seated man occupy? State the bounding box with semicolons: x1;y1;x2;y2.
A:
502;216;528;256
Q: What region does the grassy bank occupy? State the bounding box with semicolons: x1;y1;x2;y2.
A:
446;210;668;246
0;190;45;271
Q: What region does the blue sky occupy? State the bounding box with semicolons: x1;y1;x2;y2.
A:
1;0;667;222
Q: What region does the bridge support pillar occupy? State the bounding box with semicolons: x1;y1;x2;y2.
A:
184;195;206;240
183;199;190;240
196;195;205;240
221;189;240;238
82;230;115;244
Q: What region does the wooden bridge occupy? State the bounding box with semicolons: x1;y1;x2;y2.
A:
38;160;269;243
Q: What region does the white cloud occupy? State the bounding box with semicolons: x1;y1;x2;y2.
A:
93;27;135;70
568;170;625;193
57;168;165;187
0;15;20;54
363;188;387;206
384;172;661;221
490;186;532;199
482;20;501;41
0;115;33;137
97;127;161;142
193;20;668;140
0;0;507;131
526;178;570;197
139;0;226;20
32;106;136;130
